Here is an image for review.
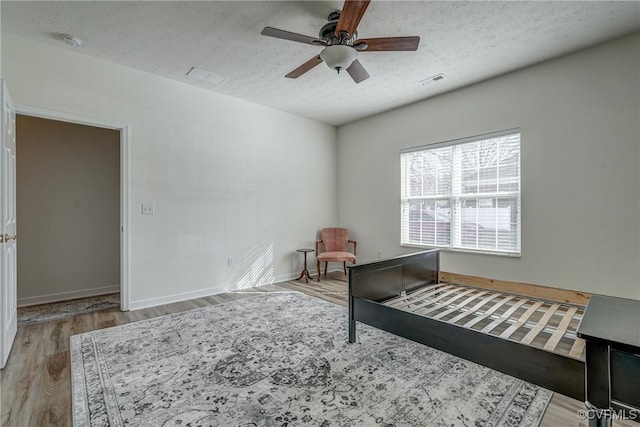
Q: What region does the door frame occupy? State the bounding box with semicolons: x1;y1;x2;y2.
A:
15;105;131;311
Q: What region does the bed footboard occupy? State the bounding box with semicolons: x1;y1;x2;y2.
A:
348;250;439;343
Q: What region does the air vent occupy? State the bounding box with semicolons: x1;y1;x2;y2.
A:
419;73;446;86
186;67;224;85
61;34;82;48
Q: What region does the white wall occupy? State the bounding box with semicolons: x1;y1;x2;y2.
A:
338;33;640;300
2;33;337;309
0;4;3;79
16;116;120;305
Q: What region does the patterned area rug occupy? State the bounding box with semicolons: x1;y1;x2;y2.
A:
18;293;120;326
71;292;551;426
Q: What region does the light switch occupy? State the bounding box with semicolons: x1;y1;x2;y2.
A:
141;204;155;215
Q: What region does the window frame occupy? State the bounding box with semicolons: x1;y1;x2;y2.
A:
400;129;521;257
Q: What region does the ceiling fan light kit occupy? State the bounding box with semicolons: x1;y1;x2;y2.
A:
320;45;357;73
261;0;419;84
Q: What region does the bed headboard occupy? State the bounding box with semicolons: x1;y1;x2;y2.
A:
348;250;439;303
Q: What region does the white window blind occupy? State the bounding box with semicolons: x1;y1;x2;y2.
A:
401;130;521;255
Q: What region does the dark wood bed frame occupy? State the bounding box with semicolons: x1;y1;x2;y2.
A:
348;249;585;401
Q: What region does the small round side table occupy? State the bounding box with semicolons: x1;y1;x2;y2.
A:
295;248;314;283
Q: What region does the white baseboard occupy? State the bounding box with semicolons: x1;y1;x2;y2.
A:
18;285;120;307
127;287;226;311
128;267;343;311
273;266;342;283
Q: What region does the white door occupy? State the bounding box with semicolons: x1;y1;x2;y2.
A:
0;80;17;369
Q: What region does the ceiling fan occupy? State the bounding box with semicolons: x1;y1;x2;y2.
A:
261;0;420;83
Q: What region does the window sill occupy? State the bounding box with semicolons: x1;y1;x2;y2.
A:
401;244;521;258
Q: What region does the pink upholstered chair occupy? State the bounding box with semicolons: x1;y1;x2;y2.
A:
316;228;356;281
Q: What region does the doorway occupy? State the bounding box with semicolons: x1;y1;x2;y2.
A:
14;110;129;321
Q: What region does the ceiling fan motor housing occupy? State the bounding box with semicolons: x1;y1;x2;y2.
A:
319;11;358;46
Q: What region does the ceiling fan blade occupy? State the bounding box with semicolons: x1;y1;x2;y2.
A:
261;27;323;46
335;0;371;38
285;55;324;79
355;36;420;51
346;59;370;83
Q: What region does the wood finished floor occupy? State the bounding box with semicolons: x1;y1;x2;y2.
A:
0;272;635;427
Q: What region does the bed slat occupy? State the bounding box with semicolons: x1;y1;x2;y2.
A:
413;289;477;316
448;293;501;324
499;300;545;339
569;338;586;359
432;291;489;320
543;306;579;352
402;287;467;313
480;299;529;333
463;295;516;328
521;303;561;345
380;280;586;362
387;284;448;308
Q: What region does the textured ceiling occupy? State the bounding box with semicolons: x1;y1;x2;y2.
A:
2;1;640;125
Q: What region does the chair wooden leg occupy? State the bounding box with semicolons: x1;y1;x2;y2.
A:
324;262;328;275
317;259;321;282
343;261;347;275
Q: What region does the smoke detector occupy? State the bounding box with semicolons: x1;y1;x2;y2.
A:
61;34;82;48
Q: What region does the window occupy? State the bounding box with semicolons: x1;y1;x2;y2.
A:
401;130;521;255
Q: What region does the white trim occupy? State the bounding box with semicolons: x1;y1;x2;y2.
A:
129;268;343;311
14;104;131;311
401;244;521;258
128;287;231;311
17;286;120;307
15;105;126;130
274;272;304;283
273;267;342;283
404;192;520;201
120;126;131;311
401;128;520;154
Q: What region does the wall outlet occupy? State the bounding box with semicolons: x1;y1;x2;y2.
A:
377;250;382;259
227;258;233;268
141;204;155;215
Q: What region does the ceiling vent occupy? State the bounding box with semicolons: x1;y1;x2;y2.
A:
61;34;82;47
186;66;224;85
419;73;446;86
